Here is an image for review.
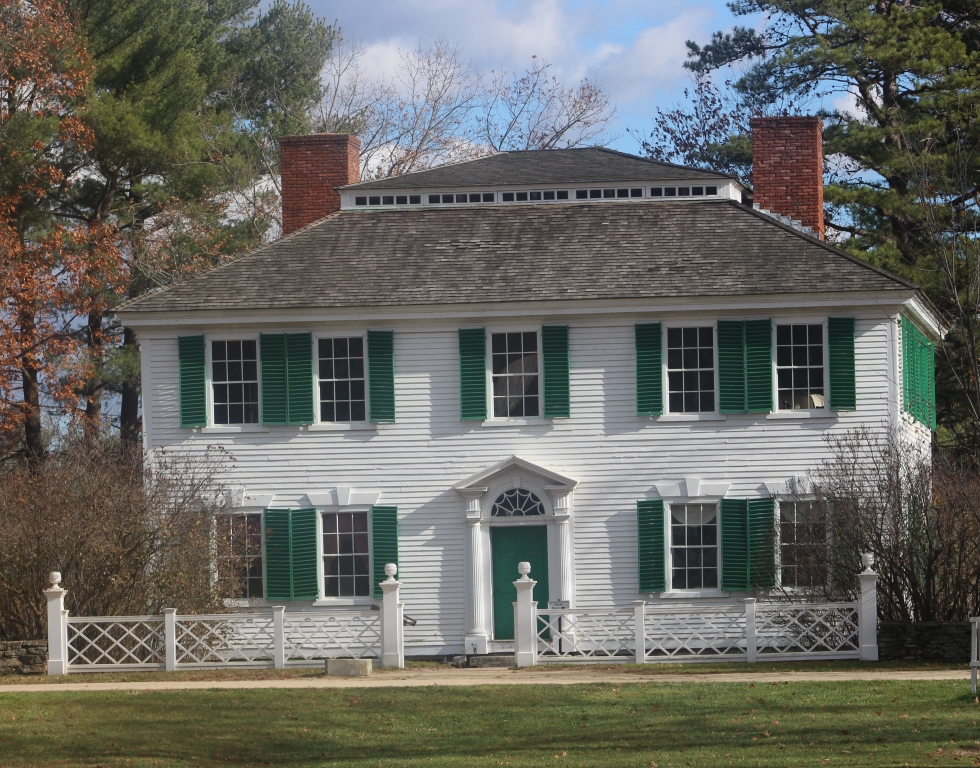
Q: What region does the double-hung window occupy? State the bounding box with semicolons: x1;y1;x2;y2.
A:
212;340;259;424
666;327;715;413
318;337;366;422
776;324;825;410
491;331;540;417
216;512;264;599
670;503;719;589
322;511;371;596
778;501;829;589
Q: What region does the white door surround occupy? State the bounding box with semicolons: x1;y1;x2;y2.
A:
454;456;577;654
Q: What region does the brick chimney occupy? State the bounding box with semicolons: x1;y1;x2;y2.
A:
279;133;361;235
750;117;824;240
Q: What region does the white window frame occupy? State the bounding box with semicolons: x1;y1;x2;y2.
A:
664;498;725;597
661;321;720;419
310;331;373;431
203;333;265;433
775;498;832;592
484;325;547;425
313;506;375;606
772;318;830;415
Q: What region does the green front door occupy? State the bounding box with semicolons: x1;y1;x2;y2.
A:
490;525;549;640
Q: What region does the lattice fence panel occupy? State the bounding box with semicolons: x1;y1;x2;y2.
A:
67;618;165;667
535;610;635;661
174;614;276;665
283;611;381;661
756;604;859;655
644;608;747;661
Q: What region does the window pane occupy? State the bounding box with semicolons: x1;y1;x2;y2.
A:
670;503;719;591
666;327;715;413
491;331;540;419
318;337;366;422
212;341;258;424
779;501;829;588
776;324;825;411
323;511;370;597
217;513;264;599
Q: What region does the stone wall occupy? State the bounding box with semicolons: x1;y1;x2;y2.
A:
878;622;973;662
0;641;47;675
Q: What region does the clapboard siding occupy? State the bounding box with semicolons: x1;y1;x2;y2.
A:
140;309;912;654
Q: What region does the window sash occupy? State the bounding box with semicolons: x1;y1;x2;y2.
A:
321;511;371;597
665;326;716;414
211;339;260;425
317;336;367;423
774;323;827;411
490;330;541;418
669;503;719;590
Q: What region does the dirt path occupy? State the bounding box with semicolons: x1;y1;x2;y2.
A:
0;667;970;693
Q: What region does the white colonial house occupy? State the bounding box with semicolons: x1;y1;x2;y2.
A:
116;118;939;659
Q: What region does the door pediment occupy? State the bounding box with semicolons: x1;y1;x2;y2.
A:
453;455;577;494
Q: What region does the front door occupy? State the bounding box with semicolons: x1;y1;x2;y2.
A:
490;525;549;640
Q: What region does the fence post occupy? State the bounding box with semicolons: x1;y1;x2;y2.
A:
744;598;757;663
970;619;977;695
44;572;68;675
380;564;405;668
163;609;176;672
633;600;646;665
858;553;879;661
273;606;286;669
513;562;537;667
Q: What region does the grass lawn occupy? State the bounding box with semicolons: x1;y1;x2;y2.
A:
1;680;978;767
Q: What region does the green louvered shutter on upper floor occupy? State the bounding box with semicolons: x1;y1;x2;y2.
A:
635;323;663;417
368;330;395;423
542;325;570;418
178;335;207;428
902;317;936;429
459;328;487;421
286;333;314;425
747;498;776;590
720;498;748;591
288;508;319;600
260;334;289;425
264;508;319;601
745;319;773;413
371;506;398;598
828;317;856;411
637;499;666;593
263;509;293;600
717;321;746;413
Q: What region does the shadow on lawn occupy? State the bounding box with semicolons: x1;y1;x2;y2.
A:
0;681;976;766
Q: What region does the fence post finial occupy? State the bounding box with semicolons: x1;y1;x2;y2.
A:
380;566;404;668
858;554;879;661
513;564;537;667
44;573;68;675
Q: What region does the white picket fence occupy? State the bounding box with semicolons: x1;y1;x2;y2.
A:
513;557;880;667
44;566;405;674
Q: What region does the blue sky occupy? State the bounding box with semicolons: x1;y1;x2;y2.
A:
305;0;748;153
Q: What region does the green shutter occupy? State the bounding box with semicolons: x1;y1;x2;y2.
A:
720;498;748;591
368;330;395;423
286;333;314;425
289;508;319;600
635;323;663;416
717;321;746;413
260;334;289;425
637;500;666;593
902;316;937;430
459;328;487;421
828;317;856;411
542;325;570;418
264;508;319;601
745;319;773;413
747;499;776;590
371;506;398;598
178;335;207;428
263;509;293;600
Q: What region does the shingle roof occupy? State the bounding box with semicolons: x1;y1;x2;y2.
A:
342;147;732;190
117;199;913;315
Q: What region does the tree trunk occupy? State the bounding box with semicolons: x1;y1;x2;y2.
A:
84;309;103;441
120;327;141;446
19;310;45;472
